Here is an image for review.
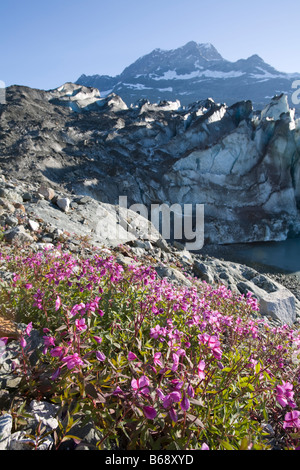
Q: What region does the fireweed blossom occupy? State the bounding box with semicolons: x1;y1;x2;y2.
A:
131;376;150;395
50;346;66;360
171;352;180;371
96;351;106;362
93;336;102;344
55;296;61;311
276;382;297;408
42;335;56;354
75;318;87;332
62;353;84;370
197;360;206;380
169;407;178;423
143;406;157;420
283;410;300;429
153;352;163;367
198;333;222;360
201;443;209;450
180;394;191;411
25;322;33;336
7;248;300;449
163;391;182;409
70;303;86;317
128;351;138;361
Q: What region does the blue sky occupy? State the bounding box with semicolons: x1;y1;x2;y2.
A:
1;0;299;90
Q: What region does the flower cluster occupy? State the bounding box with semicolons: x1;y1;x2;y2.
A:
1;244;300;450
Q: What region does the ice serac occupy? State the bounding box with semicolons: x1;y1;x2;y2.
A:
48;82;128;112
0;85;299;247
162;94;300;244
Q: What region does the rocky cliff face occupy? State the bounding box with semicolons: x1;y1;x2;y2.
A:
0;83;299;246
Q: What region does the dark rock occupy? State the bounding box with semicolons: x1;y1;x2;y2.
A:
4;225;34;244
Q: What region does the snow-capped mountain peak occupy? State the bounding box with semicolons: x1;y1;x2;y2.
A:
76;41;300;110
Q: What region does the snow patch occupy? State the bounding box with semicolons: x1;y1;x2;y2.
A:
123;83;153;90
152;69;245;81
250;67;286;80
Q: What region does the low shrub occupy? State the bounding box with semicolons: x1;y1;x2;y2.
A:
1;244;300;450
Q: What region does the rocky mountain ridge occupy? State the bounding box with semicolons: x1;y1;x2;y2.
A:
76;41;300;111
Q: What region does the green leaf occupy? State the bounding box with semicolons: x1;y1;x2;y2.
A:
239;437;249;450
186;413;205;429
262;406;268;423
220;440;235;450
254;363;261;374
190;398;205;407
60;435;82;444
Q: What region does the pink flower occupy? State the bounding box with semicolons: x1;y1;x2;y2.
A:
75;318;87;332
143;406;157;420
180;394;190;411
162;394;173;408
171;379;183;389
43;335;55;348
201;443;209;450
276;382;296;408
131;375;150;395
153;352;163;367
197;360;205;380
169;391;181;402
187;385;195;398
96;351;106;362
128;351;138;361
93;336;102;344
62;353;84;370
70;303;85;316
163;391;181;409
283;410;300;429
150;325;167;339
25;322;32;336
212;347;222;360
169;407;178;423
171;352;179;371
156;388;165;400
55;295;61;311
20;336;26;348
50;346;65;359
198;333;222;359
51;367;61;380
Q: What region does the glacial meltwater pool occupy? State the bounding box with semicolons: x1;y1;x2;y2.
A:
220;238;300;278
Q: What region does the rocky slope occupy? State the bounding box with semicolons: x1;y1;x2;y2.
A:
0;83;300;245
76;41;300;111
